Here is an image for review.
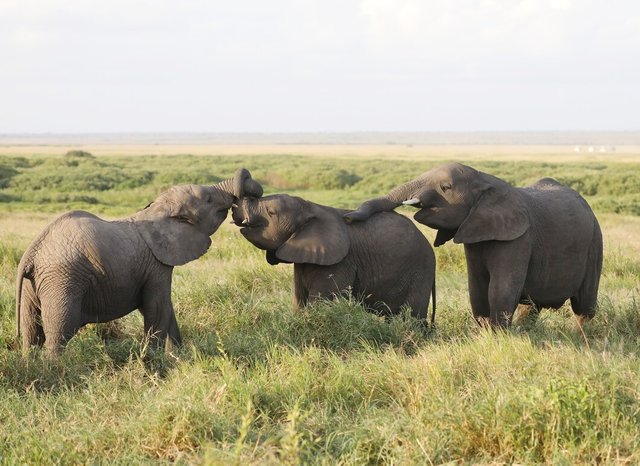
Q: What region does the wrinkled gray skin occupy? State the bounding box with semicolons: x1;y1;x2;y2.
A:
232;194;436;323
344;162;603;327
16;168;262;356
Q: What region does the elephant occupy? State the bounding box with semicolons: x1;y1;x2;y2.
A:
344;162;603;327
231;193;436;323
16;168;263;356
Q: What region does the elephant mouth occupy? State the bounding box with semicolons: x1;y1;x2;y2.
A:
234;219;265;229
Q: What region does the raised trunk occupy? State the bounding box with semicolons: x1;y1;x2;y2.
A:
344;179;421;223
213;168;263;199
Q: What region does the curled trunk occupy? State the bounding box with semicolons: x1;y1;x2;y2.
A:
214;168;263;199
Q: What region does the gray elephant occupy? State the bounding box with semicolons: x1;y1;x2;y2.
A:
16;169;262;356
231;193;436;323
345;162;603;327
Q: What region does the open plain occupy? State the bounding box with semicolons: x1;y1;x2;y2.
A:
0;142;639;463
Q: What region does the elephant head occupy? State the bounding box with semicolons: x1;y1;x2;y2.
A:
344;162;530;246
231;194;349;266
134;168;263;266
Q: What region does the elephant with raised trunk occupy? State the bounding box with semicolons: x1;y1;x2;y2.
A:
345;162;603;327
231;193;436;323
16;168;262;356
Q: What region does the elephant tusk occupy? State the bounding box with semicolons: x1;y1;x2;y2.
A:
402;198;421;206
232;203;238;209
241;219;249;225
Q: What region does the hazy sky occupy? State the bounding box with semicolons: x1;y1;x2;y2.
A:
1;0;639;133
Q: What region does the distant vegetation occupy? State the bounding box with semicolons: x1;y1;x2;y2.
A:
0;153;639;216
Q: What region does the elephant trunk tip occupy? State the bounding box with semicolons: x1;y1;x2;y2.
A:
343;210;367;223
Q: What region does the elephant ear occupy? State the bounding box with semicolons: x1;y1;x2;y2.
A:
276;204;350;266
134;202;212;266
454;181;530;244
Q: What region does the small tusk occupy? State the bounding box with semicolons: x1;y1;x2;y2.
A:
402;198;421;205
241;219;249;225
232;203;238;209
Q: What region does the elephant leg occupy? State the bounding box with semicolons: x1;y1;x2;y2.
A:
487;267;527;327
40;294;83;357
467;267;491;324
140;275;176;350
570;226;603;323
293;265;309;310
20;280;45;350
167;312;182;348
467;239;529;327
405;279;431;322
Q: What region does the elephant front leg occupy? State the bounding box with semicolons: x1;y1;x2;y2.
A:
467;267;491;326
467;240;529;328
487;277;522;327
293;265;309;310
141;301;179;351
486;261;528;327
140;274;181;351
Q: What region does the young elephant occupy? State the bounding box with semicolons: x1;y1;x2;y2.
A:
16;169;262;356
231;194;436;322
345;162;603;327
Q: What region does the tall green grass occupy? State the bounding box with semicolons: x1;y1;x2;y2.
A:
0;152;639;463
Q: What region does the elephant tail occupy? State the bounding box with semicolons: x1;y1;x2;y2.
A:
16;261;24;340
430;276;436;325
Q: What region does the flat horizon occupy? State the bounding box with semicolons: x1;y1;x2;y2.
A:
2;131;640;146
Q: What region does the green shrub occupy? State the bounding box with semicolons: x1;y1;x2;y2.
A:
316;169;362;190
64;150;95;159
0;165;18;189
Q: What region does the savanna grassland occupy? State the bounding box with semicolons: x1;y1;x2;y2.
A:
0;146;639;464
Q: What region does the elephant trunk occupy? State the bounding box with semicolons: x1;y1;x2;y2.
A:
213;168;263;199
344;179;421;223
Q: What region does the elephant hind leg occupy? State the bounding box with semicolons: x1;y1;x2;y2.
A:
404;275;431;323
570;290;598;320
41;296;83;357
20;281;45;350
571;225;603;320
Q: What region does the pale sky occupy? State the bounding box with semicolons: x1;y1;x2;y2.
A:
1;0;639;133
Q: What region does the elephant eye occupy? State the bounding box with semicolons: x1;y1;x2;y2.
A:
441;182;452;192
174;215;194;224
267;209;276;217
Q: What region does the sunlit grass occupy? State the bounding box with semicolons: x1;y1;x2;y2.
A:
0;151;639;463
